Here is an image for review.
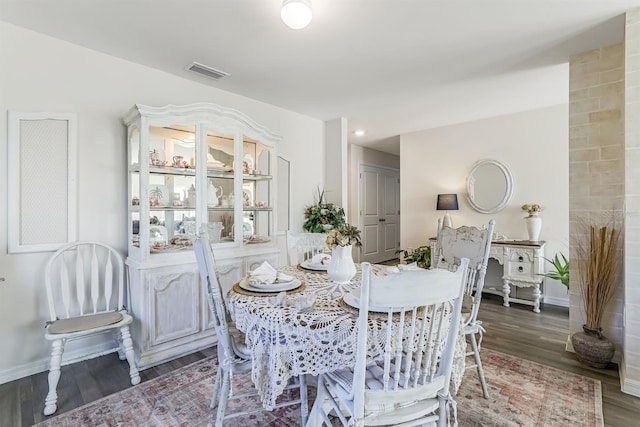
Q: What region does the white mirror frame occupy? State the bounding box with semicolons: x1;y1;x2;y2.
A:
466;159;513;214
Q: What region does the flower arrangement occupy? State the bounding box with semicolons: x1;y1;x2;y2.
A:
521;203;544;215
326;223;362;249
303;187;346;233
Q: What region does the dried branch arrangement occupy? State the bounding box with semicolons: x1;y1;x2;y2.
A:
574;220;621;333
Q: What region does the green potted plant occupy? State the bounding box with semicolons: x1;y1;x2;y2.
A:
396;245;431;269
540;253;569;289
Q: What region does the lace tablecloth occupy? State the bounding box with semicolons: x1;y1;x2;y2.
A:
227;264;465;409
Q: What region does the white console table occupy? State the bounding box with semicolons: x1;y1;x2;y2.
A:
430;238;545;312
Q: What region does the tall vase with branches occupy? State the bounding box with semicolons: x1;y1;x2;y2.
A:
571;218;621;368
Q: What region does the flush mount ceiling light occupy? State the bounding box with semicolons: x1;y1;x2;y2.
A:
354;130;365;136
281;0;312;30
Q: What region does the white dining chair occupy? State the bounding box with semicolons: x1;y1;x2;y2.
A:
286;231;329;265
43;241;140;416
193;228;308;426
434;219;495;399
307;259;469;427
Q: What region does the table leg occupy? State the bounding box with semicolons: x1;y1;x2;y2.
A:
502;281;511;307
533;285;541;313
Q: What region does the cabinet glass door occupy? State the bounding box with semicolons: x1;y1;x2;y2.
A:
242;136;274;245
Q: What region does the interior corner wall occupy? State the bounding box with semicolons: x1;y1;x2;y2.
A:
623;8;640;397
324;118;348;212
568;43;625;351
0;21;324;383
399;105;570;306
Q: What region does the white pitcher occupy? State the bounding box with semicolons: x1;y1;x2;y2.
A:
207;182;223;207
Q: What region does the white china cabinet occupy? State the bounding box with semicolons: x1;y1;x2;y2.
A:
123;103;280;369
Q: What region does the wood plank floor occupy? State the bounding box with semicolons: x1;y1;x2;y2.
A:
1;295;639;426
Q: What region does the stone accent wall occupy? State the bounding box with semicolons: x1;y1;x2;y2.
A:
624;9;640;394
568;43;625;349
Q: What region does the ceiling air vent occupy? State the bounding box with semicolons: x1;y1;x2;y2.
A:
185;62;230;80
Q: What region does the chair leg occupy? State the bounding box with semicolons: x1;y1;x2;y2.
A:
210;365;222;409
299;374;308;426
215;370;231;427
44;339;64;416
120;326;141;385
114;330;126;360
470;332;489;399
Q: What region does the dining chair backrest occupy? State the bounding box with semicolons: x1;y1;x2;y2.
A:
286;231;328;265
435;220;495;327
193;231;234;365
350;260;469;420
45;241;126;321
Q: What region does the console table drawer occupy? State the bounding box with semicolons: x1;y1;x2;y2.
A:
506;260;534;276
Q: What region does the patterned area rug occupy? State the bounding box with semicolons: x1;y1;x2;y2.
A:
36;348;603;427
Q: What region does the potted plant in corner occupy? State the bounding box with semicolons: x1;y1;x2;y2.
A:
540;253;570;289
396;245;431;269
571;218;621;368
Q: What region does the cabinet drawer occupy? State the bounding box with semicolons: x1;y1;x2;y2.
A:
506;261;534;276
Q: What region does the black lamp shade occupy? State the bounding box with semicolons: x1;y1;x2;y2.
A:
436;194;459;211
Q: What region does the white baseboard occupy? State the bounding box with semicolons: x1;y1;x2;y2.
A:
0;341;119;385
543;296;569;307
619;355;640;397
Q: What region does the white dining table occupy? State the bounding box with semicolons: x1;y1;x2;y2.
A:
226;263;466;410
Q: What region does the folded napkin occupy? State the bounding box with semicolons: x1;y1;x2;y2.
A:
248;261;293;286
311;253;332;265
249;261;277;285
398;262;422;271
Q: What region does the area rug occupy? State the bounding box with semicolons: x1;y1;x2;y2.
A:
36;348;603;427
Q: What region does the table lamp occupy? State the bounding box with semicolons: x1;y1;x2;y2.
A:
436;194;459;229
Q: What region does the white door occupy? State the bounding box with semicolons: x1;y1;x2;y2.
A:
360;165;400;263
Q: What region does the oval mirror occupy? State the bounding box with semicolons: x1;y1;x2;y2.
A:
466;159;513;213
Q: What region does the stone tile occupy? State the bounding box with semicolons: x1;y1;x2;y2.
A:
589;183;624;199
600;68;625;83
599;93;624;110
571;49;601;64
601;169;624;184
570;98;601;114
570;72;600;90
569;147;600;162
569;112;589;126
626;70;640;86
587;54;624;73
589;109;622;123
569;88;590;101
567;161;589;172
600;145;625;160
569;123;601;138
588;159;623;173
588;81;625;97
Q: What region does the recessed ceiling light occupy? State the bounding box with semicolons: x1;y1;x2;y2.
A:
354;130;365;136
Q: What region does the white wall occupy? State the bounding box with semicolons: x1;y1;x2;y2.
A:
0;22;324;382
400;105;570;306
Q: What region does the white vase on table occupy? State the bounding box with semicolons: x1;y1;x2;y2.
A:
327;245;356;284
525;213;542;241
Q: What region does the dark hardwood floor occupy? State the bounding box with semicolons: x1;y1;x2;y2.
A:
1;295;639;426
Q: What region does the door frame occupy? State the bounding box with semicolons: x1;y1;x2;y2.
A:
358;163;400;263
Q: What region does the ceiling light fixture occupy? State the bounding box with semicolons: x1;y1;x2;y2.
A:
354;130;365;136
281;0;313;30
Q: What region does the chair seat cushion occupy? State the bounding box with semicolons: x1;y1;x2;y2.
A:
47;312;124;334
228;322;251;358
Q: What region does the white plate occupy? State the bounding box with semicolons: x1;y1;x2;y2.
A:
239;277;302;293
301;260;329;271
343;289;393;312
